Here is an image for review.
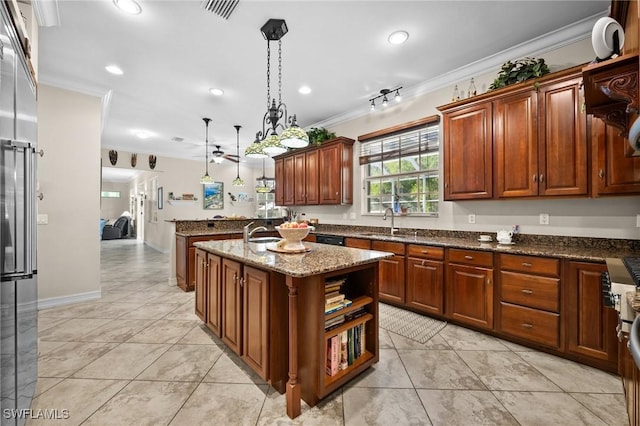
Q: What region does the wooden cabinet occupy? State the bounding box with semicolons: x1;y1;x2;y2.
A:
221;258;243;355
566;261;618;372
497;254;561;349
345;238;371;249
442;101;493;200
439;65;588;200
406;245;444;315
591;116;640;195
194;248;207;321
372;240;405;304
242;266;269;379
206;253;222;337
274;137;354;206
446;248;494;330
620;333;640;426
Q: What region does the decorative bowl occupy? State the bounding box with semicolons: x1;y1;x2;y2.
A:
275;225;314;250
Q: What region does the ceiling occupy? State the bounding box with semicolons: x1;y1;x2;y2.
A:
38;0;609;167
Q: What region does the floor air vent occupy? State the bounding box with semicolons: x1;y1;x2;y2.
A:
201;0;239;20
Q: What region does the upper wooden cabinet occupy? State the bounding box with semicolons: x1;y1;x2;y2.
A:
439;66;588;200
274;137;354;206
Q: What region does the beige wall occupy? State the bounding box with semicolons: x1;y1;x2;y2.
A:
37;85;102;306
100;181;130;222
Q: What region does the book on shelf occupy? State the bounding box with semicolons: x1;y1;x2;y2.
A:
326;334;339;376
347;328;354;366
344;307;366;321
325;299;352;315
339;331;348;370
324;314;345;331
324;284;342;295
325;291;345;305
360;323;366;356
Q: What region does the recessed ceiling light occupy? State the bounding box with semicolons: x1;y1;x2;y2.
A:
105;64;123;75
209;88;224;96
134;130;152;139
298;86;312;95
388;30;409;45
113;0;142;15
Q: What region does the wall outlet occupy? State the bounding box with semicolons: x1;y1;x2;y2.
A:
539;213;549;225
468;214;476;224
37;214;48;225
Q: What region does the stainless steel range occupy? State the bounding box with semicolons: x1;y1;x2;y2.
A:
603;257;640;333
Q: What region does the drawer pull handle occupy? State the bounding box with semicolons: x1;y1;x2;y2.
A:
522;323;533;329
521;289;533;295
522;262;532;267
421;250;429;254
464;255;473;260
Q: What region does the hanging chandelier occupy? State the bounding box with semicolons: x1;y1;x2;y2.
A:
232;125;244;186
245;18;309;158
200;117;215;184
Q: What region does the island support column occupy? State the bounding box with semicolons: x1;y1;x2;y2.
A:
285;275;301;419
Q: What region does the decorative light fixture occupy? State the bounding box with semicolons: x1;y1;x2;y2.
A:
388;30;409;45
200;117;214;184
369;86;403;111
250;18;309;152
262;131;287;156
256;158;275;193
232;125;244;186
245;134;268;159
113;0;142;15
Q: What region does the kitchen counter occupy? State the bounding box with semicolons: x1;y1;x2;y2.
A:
193;239;392;277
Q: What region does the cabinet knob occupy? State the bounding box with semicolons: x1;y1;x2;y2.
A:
487;278;491;285
521;323;533;329
532;174;538;182
233;272;237;282
599;169;604;179
239;277;244;287
521;289;533;295
464;255;473;260
522;262;532;267
539;174;544;183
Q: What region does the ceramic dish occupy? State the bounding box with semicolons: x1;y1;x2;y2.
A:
592;16;625;60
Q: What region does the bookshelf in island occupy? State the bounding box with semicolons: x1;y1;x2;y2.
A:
193;239;392;419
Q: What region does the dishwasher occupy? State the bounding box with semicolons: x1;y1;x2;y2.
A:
315;234;346;246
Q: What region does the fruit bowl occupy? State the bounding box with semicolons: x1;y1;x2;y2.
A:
275;224;314;250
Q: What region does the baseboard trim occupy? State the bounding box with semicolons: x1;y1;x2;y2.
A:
38;290;102;310
144;240;169;253
167;277;178;286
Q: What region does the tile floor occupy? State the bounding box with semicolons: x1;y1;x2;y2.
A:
30;239;630;425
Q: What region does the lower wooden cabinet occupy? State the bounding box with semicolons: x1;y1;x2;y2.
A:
194;248;207;321
206;253;222;337
566;261;618;371
222;258;243;355
620;333;640;426
406;245;444;315
445;249;494;330
242;266;269;379
372;241;405;304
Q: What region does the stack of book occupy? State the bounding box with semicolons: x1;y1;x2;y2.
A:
324;278;351;315
325;323;366;377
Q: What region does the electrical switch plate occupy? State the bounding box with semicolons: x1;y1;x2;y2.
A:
37;214;48;225
539;213;549;225
468;214;476;224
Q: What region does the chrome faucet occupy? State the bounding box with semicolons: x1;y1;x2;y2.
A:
383;207;399;236
243;222;268;243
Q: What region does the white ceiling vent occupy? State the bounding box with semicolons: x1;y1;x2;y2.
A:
201;0;239;20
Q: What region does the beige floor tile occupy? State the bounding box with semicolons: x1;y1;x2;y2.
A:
203;352;265;384
118;303;183;320
125;319;199;344
417;389;518;426
27;378;128;426
93;291;134;303
457;350;561;391
38;318;113;341
163;301;201;321
170;382;267;426
136;344;223;381
177;324;220;345
82;380;197;426
37;341;67;357
389;331;450;350
570;392;630;425
398;349;485;390
494;391;609;425
77;319;156;342
32;377;63;398
346;348;413;388
72;302;146;319
38;342;119;378
257;388;343;426
438;324;510;351
343;387;430;426
72;343;171;379
378;328;395;349
37;317;70;333
518;351;624;393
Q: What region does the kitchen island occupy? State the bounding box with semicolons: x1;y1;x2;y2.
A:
193;239;392;419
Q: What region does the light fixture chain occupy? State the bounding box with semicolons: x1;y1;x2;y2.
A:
278;39;282;104
266;40;271;108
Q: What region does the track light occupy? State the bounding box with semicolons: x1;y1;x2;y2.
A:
368;86;402;112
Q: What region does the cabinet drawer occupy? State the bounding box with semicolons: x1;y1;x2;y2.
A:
407;244;444;260
500;302;560;348
500;254;559;276
448;248;493;267
345;238;371;249
500;271;560;312
372;240;405;255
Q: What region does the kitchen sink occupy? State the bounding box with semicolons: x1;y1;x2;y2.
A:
248;237;282;243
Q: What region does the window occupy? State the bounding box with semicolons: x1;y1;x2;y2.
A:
359;117;439;215
101;191;120;198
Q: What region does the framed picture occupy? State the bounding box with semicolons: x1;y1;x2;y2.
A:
157;186;163;210
203;182;224;210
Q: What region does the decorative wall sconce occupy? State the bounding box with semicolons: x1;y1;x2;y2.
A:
149;155;157;170
369;86;402;111
130;153;137;167
109;150;118;165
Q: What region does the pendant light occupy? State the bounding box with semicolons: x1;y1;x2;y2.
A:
255;158;275;193
245;133;268;158
232;125;244;186
200;117;214;184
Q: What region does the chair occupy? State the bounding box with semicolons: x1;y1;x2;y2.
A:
102;216;130;240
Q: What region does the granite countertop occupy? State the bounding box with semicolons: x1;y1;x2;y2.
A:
193;240;393;278
176;230;245;237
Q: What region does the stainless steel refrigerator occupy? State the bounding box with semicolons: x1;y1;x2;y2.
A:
0;2;38;425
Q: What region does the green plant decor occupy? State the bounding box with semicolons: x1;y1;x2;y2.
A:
488;57;550;91
307;127;336;146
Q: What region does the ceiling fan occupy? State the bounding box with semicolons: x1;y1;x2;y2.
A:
210;145;240;163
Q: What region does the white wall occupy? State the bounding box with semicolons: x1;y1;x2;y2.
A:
100;181;129;222
302;38;640;241
38;85;102;306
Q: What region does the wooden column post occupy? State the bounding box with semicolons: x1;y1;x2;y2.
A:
285;275;301;418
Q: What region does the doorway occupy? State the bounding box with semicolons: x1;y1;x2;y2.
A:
136;183;145;242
